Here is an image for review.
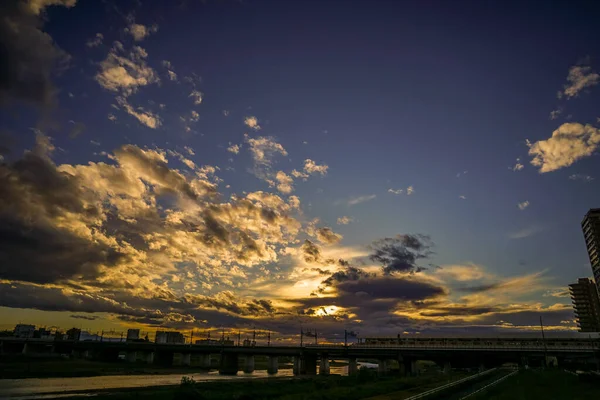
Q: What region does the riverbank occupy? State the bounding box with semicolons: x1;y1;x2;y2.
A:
74;371;468;400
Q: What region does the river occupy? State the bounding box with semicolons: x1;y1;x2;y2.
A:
0;363;378;399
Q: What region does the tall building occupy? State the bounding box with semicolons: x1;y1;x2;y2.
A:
155;331;185;344
569;278;600;332
582;208;600;291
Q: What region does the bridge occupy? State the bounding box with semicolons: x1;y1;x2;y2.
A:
2;337;598;376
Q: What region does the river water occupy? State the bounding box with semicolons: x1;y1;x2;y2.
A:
0;363;378;399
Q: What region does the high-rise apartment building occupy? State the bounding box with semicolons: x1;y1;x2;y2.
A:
569;278;600;332
582;208;600;291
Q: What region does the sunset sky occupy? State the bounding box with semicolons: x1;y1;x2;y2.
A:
1;0;600;341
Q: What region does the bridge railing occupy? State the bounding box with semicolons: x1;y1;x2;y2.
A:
304;343;598;352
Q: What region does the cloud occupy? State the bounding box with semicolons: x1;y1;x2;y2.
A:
244;116;261;130
512;158;524;171
508;226;542;239
303;159;328;176
369;234;433;275
115;96;161;128
246;136;288;166
527;123;600;173
549;108;562;120
456;170;468;178
189;90;203;105
227;144;240;154
315;227;342;245
275;171;294;194
569;174;594;182
336;216;353;225
291;169;309;180
125;23;158;41
561;65;600;98
86;33;103;48
459;195;466;200
517;200;529;210
95;43;159;96
0;0;76;107
346;194;376;206
388;188;403;195
406;186;414;195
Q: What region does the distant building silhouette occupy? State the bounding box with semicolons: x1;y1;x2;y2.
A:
66;327;82;341
126;329;140;341
155;331;185;344
582;208;600;291
13;324;35;338
569;278;600;332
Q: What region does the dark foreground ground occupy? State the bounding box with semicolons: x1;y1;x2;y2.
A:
471;369;600;400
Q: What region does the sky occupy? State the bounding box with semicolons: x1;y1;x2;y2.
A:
1;0;600;342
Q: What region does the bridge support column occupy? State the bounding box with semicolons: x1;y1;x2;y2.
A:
219;353;239;375
244;355;255;373
520;356;529;370
378;359;390;375
293;356;301;375
126;351;137;363
299;355;317;375
182;353;191;366
267;356;278;374
199;354;211;369
22;343;28;355
146;351;155;364
478;363;485;372
348;357;358;376
404;359;417;376
443;361;451;374
319;357;330;375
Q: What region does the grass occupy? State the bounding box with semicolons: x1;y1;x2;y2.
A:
470;369;600;400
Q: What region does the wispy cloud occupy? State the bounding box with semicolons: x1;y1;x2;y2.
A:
511;158;524;171
345;194;376;206
517;201;530;210
560;65;599;98
569;174;594;182
337;216;353;225
508;226;542;239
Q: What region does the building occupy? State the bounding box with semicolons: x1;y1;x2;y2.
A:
582;208;600;291
33;327;52;339
13;324;35;338
155;331;185;344
126;329;140;341
66;327;82;341
569;278;600;332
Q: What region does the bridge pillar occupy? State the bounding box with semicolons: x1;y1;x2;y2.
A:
182;353;191;366
244;355;255;373
219;353;239;375
348;357;358;375
199;354;212;369
378;359;390;375
319;357;330;375
301;355;317;375
443;361;452;374
127;351;137;363
267;356;278;374
520;356;529;370
22;343;28;355
293;356;301;375
146;351;155;364
403;359;417;376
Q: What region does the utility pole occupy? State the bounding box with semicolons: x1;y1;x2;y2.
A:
300;328;303;347
267;331;271;347
253;327;256;346
238;331;241;346
315;330;318;345
344;330;347;347
540;316;548;368
190;329;194;345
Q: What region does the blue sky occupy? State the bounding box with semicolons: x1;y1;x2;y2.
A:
1;0;599;339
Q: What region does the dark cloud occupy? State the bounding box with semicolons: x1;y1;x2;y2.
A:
457;283;502;293
369;234;433;274
0;214;125;283
69;121;86;138
319;266;373;290
301;239;321;263
70;314;99;320
0;0;73;108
